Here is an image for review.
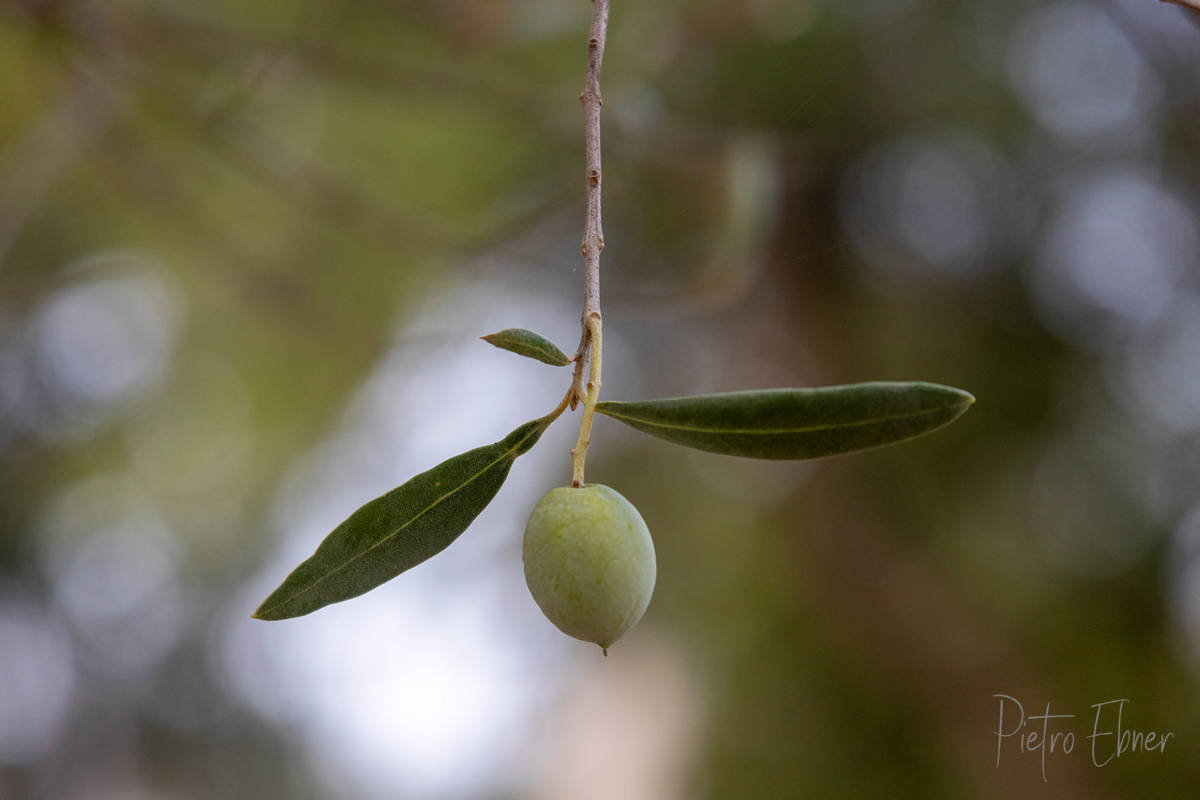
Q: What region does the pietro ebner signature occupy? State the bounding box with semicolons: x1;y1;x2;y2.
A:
993;694;1173;782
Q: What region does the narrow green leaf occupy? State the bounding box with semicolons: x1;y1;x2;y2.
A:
481;328;572;366
595;382;974;460
254;417;550;620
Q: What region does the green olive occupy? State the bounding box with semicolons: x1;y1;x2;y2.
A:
523;484;656;652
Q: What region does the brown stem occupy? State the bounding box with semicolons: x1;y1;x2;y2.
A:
569;0;609;480
571;0;608;407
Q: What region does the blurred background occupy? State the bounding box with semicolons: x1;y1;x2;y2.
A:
2;0;1200;797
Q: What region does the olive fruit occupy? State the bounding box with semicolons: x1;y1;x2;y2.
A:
523;484;656;652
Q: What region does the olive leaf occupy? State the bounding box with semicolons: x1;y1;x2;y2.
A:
254;416;551;620
595;381;974;460
481;328;572;366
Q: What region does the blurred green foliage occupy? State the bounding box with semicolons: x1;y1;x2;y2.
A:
2;1;1200;798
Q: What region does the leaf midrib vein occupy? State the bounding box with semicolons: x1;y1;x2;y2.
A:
598;403;960;436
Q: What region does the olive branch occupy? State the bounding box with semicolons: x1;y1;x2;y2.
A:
254;1;974;637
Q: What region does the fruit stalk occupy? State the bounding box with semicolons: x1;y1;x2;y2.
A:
571;314;602;486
